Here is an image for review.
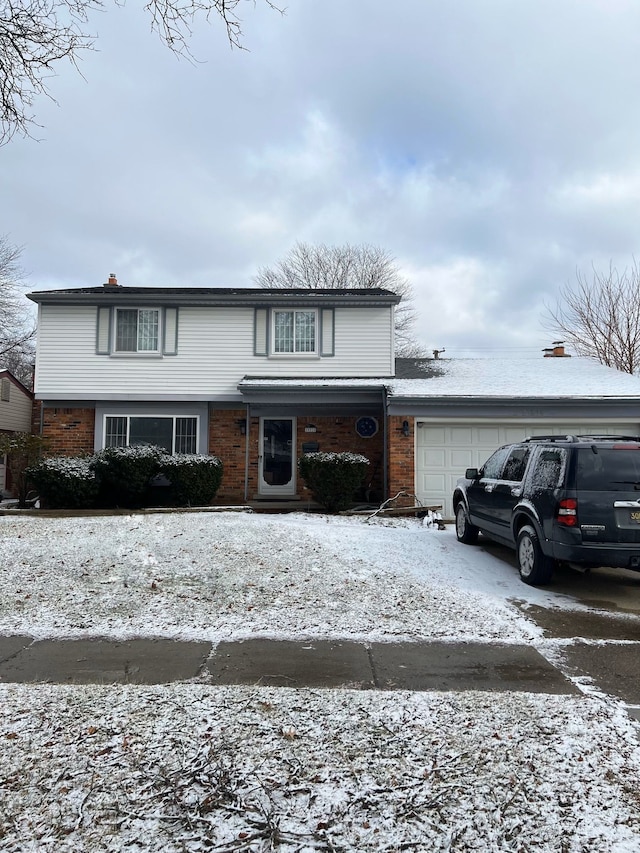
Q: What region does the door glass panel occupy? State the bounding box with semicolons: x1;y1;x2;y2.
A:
263;420;293;486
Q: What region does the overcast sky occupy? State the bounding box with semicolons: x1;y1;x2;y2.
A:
4;0;640;358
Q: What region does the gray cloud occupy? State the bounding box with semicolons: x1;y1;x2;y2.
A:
4;0;640;357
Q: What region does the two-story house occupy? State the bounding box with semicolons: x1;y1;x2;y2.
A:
28;277;401;505
28;276;640;516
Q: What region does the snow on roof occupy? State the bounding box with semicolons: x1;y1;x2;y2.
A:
389;357;640;399
242;358;640;400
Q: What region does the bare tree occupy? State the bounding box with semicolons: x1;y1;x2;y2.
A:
0;236;35;386
254;242;425;357
545;261;640;374
0;0;282;143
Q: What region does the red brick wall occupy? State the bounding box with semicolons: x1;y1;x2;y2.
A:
387;415;415;502
36;406;403;504
41;407;95;456
208;409;254;503
208;411;385;503
296;416;384;503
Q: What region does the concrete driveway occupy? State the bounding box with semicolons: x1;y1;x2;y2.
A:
479;536;640;709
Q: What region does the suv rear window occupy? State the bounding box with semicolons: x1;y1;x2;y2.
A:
575;446;640;490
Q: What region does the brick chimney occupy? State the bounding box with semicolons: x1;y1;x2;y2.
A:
543;341;570;357
103;272;120;287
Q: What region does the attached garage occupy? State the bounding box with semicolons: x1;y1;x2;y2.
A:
387;357;640;520
415;421;638;519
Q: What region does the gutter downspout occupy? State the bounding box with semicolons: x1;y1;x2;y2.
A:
382;385;389;500
243;403;250;503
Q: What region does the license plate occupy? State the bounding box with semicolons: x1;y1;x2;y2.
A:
614;507;640;529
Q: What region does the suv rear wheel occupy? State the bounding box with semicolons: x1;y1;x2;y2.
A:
455;503;479;545
517;525;554;585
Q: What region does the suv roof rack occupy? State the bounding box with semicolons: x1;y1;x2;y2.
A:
574;435;640;442
523;435;578;443
523;434;640;444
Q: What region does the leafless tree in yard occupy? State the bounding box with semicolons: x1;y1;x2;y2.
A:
0;0;282;143
0;236;35;386
545;261;640;374
254;242;426;357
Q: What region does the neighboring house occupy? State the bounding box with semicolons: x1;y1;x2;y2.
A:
28;278;640;515
0;370;34;496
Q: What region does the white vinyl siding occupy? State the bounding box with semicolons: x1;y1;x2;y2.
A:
34;304;395;400
0;379;32;433
416;421;639;520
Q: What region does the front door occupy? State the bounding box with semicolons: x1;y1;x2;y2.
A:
259;418;296;495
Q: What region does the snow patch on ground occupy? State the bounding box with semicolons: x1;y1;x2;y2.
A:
2;684;640;852
0;513;540;643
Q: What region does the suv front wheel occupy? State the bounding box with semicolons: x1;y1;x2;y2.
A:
517;525;554;585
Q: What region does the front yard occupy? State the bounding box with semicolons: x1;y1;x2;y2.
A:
1;512;640;851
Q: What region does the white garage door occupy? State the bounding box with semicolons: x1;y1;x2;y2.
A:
416;422;638;520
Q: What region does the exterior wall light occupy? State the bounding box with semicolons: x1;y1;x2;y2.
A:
401;420;410;437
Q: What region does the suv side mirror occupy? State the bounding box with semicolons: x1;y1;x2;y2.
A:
465;468;480;480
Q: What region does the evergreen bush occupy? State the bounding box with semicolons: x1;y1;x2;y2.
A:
299;451;369;513
91;444;166;508
27;456;98;509
161;454;223;506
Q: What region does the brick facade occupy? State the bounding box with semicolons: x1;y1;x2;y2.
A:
387;415;415;503
208;410;385;504
37;405;394;505
41;407;95;456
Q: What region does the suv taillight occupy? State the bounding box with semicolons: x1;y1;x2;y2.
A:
556;498;578;527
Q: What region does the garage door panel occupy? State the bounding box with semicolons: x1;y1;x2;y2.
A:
416;422;637;519
422;449;446;467
449;427;474;444
450;449;475;468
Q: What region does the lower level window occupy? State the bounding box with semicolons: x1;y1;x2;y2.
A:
105;416;198;454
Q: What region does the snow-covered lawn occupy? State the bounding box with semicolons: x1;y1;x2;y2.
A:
2;511;640;851
0;512;542;643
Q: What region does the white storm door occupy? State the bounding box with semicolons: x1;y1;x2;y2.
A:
259;418;296;495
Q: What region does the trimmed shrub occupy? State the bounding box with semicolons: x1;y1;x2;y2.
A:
91;444;166;508
26;456;99;509
161;454;223;506
299;451;370;513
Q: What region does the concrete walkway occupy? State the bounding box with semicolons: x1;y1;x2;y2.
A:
0;635;576;694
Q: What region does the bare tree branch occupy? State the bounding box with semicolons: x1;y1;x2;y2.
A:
0;0;283;142
254;241;426;357
544;260;640;374
0;235;35;385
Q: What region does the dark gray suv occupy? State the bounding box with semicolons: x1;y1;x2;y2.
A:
452;435;640;585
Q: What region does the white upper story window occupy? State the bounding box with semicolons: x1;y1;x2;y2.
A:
115;308;160;353
273;310;317;354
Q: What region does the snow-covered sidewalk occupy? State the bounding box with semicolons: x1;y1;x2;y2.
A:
2;511;640;851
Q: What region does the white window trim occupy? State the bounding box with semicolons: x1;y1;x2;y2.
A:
270;308;319;357
103;414;199;455
113;307;163;355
